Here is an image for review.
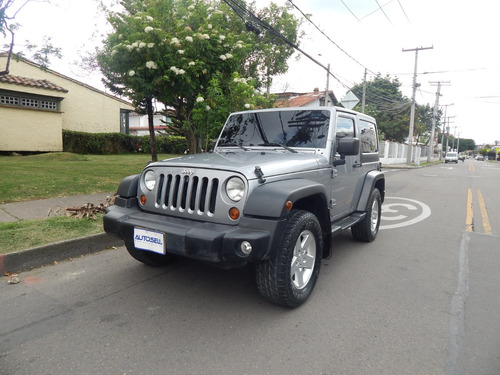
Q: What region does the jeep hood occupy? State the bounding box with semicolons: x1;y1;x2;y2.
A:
150;151;329;179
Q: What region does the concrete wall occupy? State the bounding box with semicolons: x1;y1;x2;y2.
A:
0;105;63;151
0;55;134;152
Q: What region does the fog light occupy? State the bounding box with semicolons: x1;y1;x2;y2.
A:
240;241;252;255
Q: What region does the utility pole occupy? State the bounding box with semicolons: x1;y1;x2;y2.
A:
403;46;433;164
325;63;330;106
440;103;454;159
428;81;450;162
361;68;367;113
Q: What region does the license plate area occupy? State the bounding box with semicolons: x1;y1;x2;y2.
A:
133;227;166;255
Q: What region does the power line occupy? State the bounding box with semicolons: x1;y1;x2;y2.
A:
223;0;351;90
286;0;377;75
374;0;392;24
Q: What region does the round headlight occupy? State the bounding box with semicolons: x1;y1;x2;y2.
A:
144;170;157;191
226;176;245;202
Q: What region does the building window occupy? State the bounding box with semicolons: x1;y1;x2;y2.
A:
0;94;19;106
0;90;61;112
21;97;40;108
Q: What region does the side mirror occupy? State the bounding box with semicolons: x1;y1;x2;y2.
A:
333;138;359;167
337;137;360;156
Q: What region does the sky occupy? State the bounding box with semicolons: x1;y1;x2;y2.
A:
7;0;500;145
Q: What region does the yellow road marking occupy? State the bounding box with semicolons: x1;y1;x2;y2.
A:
477;190;492;235
465;189;473;232
468;163;475;171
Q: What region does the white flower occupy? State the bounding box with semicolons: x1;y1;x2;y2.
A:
128;70;135;77
134;16;141;20
178;50;185;54
146;61;157;69
126;45;133;51
131;42;139;48
196;97;204;103
144;26;154;33
170;37;181;46
147;43;155;48
206;105;211;111
170;66;179;74
208;24;212;29
219;55;227;61
185;36;193;43
111;49;118;57
202;34;210;39
189;61;196;66
146;16;154;21
235;43;243;48
188;5;194;10
178;69;186;75
225;53;233;59
138;42;146;48
244;103;250;109
219;35;225;40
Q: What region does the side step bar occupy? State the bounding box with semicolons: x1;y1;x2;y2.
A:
331;212;366;236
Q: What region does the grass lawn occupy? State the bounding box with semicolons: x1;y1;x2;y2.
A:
0;152;179;254
0;152;178;204
0;215;105;254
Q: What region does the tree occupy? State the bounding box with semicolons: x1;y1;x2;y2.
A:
98;0;302;159
2;1;62;73
350;75;411;143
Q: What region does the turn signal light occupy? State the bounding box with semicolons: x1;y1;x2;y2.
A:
285;200;293;210
140;195;147;205
229;207;240;220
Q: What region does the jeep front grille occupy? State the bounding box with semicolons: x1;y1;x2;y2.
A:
156;173;219;216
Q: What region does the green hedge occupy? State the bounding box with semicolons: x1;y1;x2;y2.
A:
63;130;188;155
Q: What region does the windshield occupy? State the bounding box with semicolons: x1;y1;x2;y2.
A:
218;110;330;149
447;152;457;157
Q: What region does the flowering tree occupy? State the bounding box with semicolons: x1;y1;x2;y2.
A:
98;0;302;157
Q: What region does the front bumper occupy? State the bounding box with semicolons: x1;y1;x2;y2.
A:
104;198;285;268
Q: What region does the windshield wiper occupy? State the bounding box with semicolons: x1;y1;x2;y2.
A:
258;142;297;153
219;143;249;151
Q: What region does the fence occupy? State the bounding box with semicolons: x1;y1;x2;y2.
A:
379;140;436;165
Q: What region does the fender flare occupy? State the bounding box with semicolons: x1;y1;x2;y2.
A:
117;174;140;197
243;179;328;219
355;170;385;211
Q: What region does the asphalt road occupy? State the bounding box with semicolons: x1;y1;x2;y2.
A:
1;159;499;375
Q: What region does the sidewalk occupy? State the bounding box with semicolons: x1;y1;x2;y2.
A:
0;193;123;275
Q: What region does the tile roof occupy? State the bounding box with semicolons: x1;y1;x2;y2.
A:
274;88;337;108
0;74;69;93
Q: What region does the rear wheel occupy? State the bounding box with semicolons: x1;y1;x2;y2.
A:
256;210;323;308
125;242;176;267
351;188;381;242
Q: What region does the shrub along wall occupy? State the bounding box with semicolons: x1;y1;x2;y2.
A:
63;130;188;155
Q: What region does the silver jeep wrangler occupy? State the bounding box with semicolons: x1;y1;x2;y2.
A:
104;107;385;308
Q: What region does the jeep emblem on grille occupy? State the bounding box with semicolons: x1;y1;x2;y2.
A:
181;169;195;175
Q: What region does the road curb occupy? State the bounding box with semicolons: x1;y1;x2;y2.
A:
0;233;123;275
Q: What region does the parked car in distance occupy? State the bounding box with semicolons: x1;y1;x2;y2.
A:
445;152;458;163
475;155;484;161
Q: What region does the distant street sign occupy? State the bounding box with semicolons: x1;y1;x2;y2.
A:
340;91;359;109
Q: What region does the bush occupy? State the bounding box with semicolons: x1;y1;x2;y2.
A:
63;130;187;155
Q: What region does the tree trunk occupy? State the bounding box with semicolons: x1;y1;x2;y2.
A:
146;97;158;162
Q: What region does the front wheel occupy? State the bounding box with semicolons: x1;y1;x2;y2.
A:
125;242;176;267
256;210;323;308
351;188;381;242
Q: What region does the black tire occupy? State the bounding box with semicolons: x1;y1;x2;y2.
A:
255;210;323;308
351;188;381;242
125;242;176;267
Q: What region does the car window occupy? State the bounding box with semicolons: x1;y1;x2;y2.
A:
336;117;355;139
359;119;378;153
